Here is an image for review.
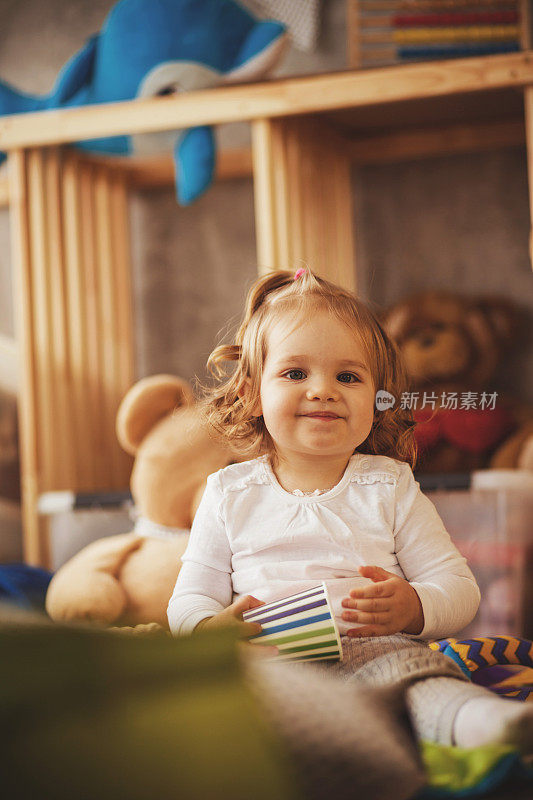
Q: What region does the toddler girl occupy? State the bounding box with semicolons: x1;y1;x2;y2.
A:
168;268;533;758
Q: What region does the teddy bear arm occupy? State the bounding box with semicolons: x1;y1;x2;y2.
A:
490;423;533;470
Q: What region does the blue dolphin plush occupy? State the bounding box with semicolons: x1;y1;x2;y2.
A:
0;0;287;204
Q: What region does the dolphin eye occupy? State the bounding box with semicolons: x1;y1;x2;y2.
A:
156;83;182;97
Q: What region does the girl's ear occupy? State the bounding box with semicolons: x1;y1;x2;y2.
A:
238;380;262;417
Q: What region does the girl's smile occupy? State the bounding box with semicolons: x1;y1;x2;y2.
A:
300;412;342;421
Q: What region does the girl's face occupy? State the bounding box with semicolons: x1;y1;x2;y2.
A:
255;310;376;464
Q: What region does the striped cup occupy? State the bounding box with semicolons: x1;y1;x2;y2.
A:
243;583;343;663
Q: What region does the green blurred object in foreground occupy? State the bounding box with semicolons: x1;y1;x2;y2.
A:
0;619;299;800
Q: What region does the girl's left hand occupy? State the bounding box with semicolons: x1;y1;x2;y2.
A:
341;565;424;637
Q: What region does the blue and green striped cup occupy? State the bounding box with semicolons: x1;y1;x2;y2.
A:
243;583;343;663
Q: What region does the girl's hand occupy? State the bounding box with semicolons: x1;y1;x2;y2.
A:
195;595;279;659
341;566;424;637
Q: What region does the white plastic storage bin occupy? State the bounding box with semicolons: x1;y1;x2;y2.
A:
49;508;134;571
426;471;533;640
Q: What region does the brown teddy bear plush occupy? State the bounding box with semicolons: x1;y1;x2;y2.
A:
381;291;533;473
45;374;238;628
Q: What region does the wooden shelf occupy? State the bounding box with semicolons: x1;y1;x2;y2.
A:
79;146;253;188
0;51;532;150
350;117;524;163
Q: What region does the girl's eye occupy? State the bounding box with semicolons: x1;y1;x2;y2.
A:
337;372;360;384
285;369;306;380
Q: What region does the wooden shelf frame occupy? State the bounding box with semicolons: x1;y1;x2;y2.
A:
0;116;525;208
1;51;533;148
1;51;533;565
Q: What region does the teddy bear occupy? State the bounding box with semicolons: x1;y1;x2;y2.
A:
45;374;239;628
380;291;533;473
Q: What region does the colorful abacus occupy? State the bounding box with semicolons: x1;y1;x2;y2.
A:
348;0;531;68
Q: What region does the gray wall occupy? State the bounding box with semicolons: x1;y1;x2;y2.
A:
130;179;257;382
0;0;531;400
355;148;533;400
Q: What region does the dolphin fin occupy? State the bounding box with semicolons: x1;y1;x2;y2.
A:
49;34;99;106
229;20;287;81
0;80;41;115
174;126;215;206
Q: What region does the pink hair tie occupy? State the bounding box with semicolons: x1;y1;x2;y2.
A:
293;268;307;281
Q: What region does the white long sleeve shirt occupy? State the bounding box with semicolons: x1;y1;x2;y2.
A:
167;454;480;639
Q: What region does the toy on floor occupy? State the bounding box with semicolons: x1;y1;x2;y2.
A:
381;291;533;473
0;0;287;204
431;635;533;701
45;374;240;628
0;563;52;612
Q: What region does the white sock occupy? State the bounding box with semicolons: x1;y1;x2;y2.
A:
453;695;533;754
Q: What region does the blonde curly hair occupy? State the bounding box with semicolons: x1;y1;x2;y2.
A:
198;269;417;468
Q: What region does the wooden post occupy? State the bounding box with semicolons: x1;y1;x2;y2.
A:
519;0;531;50
251;116;356;291
525;87;533;271
8;146;135;566
8;149;47;564
347;0;362;70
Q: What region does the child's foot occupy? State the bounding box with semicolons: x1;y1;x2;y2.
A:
453;696;533;754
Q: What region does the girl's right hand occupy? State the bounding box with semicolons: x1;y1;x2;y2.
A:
195;595;278;659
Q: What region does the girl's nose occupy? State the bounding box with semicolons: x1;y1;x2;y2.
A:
306;382;340;402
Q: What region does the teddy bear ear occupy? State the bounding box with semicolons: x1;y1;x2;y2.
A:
474;297;521;350
380;304;411;340
116;375;194;455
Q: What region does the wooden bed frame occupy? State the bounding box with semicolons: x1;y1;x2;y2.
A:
1;51;532;566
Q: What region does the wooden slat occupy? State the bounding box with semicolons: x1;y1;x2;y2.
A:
62;151;94;488
45;147;75;489
524;86;533;270
350;118;525;163
91;163;134;490
79;162;106;486
27;149;55;491
109;171;135;483
8;149;48;565
1;52;533;149
94;167;118;488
